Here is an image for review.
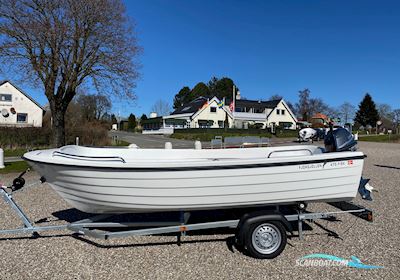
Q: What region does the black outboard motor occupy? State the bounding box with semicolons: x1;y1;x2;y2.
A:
324;126;357;152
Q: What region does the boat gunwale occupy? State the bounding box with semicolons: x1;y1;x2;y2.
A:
23;154;366;171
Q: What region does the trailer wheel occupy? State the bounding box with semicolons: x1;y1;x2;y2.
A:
245;221;287;259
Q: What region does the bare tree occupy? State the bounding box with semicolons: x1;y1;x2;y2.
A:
95;95;112;119
339;102;356;124
269;94;282;101
377;103;392;120
77;93;111;121
0;0;141;146
392;109;400;133
151;99;171;116
295;89;310;120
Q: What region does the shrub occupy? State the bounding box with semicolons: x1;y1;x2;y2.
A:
66;120;111;146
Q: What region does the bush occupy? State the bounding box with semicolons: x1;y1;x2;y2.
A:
275;129;300;138
66;120;111;146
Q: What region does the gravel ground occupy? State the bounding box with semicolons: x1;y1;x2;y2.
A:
0;141;399;279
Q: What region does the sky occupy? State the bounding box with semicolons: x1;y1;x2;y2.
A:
10;0;400;117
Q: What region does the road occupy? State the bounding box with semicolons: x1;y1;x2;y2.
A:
109;130;210;148
109;130;301;148
4;156;22;163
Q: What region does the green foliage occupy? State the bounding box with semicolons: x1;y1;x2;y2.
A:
111;114;118;124
172;77;239;109
4;148;28;157
208;77;237;100
140;114;148;121
173;86;191;109
191;82;210;99
358;134;399;143
0;161;31;174
127;113;137;130
355;93;379;126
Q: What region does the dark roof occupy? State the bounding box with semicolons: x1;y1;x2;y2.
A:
171;96;208;115
226;98;281;110
0;80;44;111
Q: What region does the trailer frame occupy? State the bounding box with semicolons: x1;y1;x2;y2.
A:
0;183;373;258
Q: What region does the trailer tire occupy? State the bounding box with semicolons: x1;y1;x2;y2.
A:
244;221;287;259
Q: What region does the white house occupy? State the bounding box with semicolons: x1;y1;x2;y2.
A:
0;80;44;127
232;98;297;130
142;96;297;133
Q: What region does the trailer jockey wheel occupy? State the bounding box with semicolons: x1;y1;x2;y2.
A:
245;221;287;259
12;177;25;191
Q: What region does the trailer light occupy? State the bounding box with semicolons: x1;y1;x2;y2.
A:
179;226;187;232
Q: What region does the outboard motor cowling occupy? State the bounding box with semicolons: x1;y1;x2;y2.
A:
324;128;357;152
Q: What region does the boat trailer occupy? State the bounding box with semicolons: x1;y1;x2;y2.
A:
0;175;373;259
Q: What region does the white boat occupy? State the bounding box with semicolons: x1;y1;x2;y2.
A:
23;129;365;214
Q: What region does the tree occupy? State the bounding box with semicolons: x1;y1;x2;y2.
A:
377;103;393;120
309;98;328;116
0;0;141;146
269;94;283;101
140;114;148;121
296;89;311;120
173;86;191;109
77;94;111;121
111;114;118;124
392;109;400;133
190;82;210;99
354;93;379;127
151;99;171;116
339;102;356;124
211;77;237;100
127;113;136;130
95;95;112;120
286;101;297;116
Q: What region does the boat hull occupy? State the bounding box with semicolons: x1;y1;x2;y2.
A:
28;156;364;214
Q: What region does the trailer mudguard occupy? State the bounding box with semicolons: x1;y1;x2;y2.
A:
235;211;293;246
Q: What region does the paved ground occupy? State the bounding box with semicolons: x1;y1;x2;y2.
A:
4;156;22;163
109;130;298;148
109;130;208;148
0;141;399;279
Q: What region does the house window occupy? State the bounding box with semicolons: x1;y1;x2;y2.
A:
276;109;280;115
0;94;12;102
218;121;224;128
198;120;214;128
210;107;217;113
281;109;285;115
17;113;28;123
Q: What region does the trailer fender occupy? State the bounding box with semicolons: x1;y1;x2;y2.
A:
235;211;292;246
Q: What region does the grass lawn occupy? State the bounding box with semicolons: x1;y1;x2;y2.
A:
358;134;400;143
0;161;31;174
111;139;131;146
3;148;28;157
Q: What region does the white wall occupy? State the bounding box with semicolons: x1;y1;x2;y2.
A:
266;100;297;129
191;100;231;128
0;82;43;127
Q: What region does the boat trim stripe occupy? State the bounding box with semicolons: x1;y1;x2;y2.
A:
22;155;366;172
